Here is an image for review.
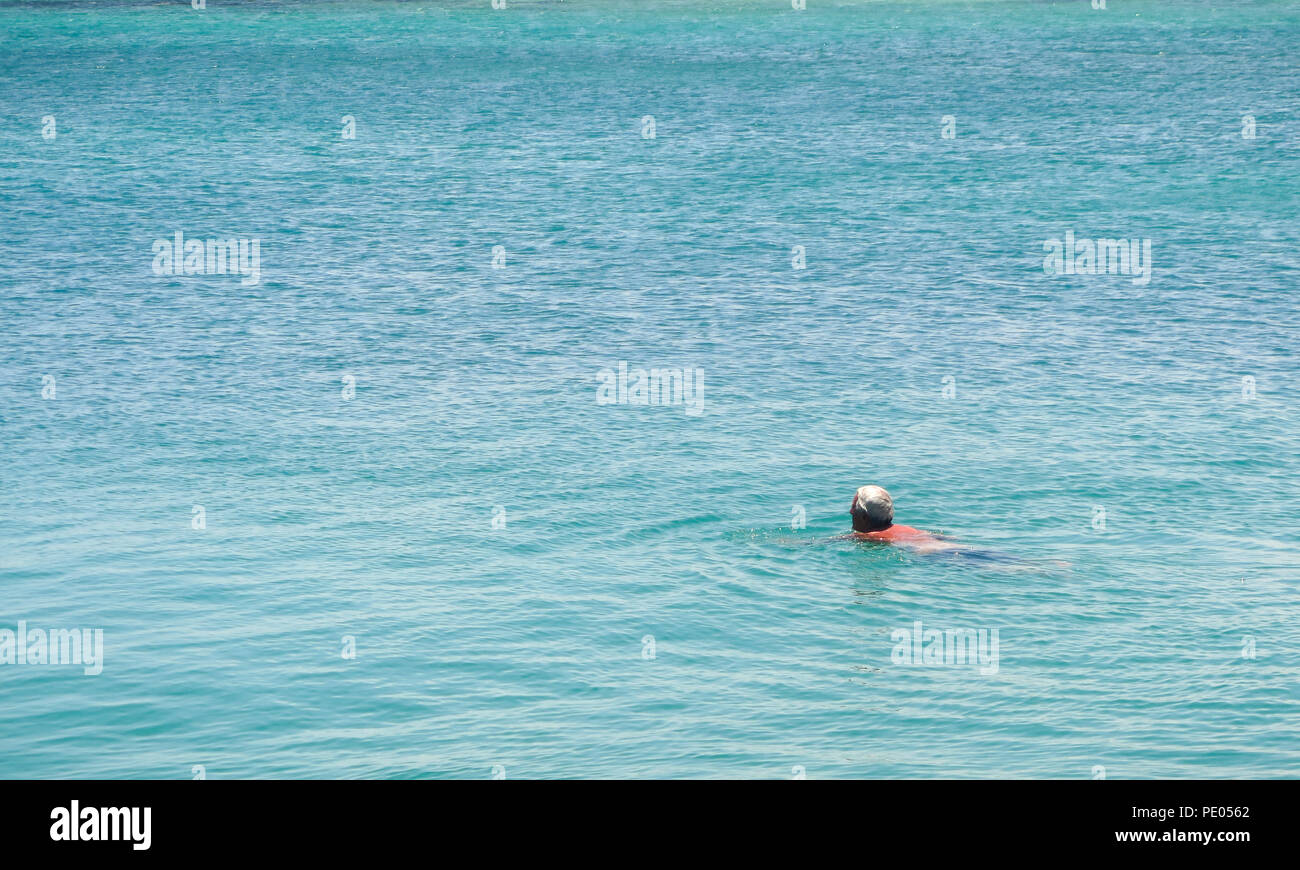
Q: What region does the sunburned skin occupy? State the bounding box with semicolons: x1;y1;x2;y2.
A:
841;524;961;553
853;523;931;543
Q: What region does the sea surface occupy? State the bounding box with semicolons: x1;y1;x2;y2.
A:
1;0;1298;778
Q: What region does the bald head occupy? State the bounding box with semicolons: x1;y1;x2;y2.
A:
851;485;894;532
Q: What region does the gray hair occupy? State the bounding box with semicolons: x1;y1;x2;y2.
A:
852;485;894;528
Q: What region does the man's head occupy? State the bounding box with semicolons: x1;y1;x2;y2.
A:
850;485;894;532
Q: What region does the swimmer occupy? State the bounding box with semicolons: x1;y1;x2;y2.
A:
842;485;958;553
838;485;1066;568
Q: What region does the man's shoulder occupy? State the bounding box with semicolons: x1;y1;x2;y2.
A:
879;524;928;539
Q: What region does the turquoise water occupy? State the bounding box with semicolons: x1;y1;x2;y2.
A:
2;0;1298;778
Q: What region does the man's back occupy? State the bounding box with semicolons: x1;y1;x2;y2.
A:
854;523;929;543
